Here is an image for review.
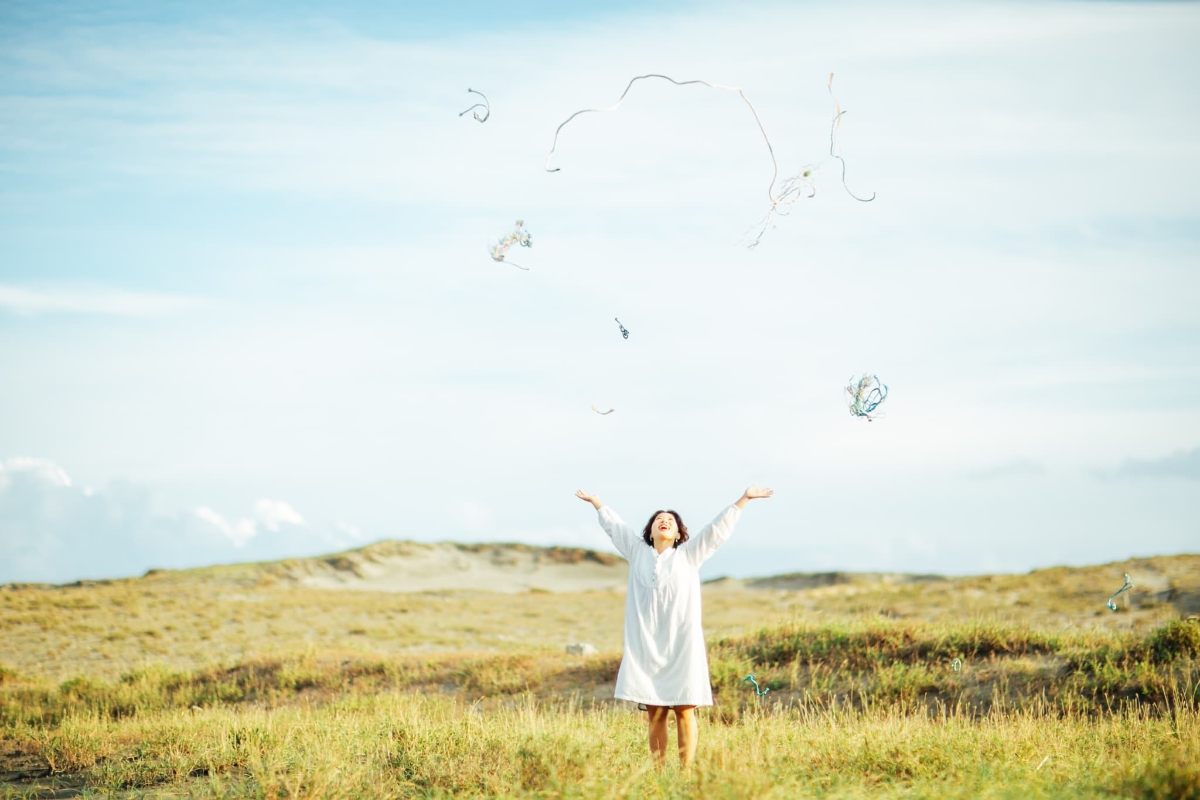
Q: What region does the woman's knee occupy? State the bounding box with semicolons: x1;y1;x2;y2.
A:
645;704;670;722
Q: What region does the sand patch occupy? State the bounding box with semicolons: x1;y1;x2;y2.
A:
275;542;629;594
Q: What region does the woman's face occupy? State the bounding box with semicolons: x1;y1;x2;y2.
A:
651;512;678;545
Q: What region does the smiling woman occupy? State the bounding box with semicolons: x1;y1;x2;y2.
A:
641;510;689;549
574;484;773;768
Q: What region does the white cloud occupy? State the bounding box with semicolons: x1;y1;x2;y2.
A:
0;456;361;584
1105;447;1200;482
0;285;209;317
0;457;73;488
189;500;304;547
252;498;305;532
191;506;257;547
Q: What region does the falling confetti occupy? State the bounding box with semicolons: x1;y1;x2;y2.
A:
459;88;490;123
741;674;770;696
489;219;533;270
951;658;962;673
1105;573;1133;611
615;318;630;339
591;404;616;415
845;374;888;421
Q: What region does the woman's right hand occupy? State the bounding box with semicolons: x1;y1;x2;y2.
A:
575;489;602;509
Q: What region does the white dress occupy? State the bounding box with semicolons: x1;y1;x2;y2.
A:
596;503;742;707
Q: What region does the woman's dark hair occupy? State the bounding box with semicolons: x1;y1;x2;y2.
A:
642;510;689;548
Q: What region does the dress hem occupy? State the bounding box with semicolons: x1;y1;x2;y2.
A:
615;694;713;708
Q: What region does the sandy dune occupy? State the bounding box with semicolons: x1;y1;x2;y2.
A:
268;540;629;594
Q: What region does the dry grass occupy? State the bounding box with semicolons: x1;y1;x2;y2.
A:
2;549;1199;797
3;551;1196;685
2;688;1198;797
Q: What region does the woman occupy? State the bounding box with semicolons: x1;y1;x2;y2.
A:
574;484;773;767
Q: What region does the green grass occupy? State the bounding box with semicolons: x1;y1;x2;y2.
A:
2;552;1199;797
5;620;1197;727
2;688;1198;798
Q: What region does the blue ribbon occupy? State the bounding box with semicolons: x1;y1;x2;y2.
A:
741;674;769;696
1106;573;1133;611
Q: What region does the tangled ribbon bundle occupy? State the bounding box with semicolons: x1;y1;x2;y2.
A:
741;674;770;696
590;404;615;415
845;374;888;421
1106;573;1133;611
459;88;490;123
489;219;533;270
615;318;629;339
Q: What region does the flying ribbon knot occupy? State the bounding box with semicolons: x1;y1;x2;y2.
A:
741;674;769;696
845;374;888;421
459;88;490;123
1106;573;1133;611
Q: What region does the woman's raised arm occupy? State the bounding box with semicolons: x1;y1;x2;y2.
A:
577;489;637;560
575;489;603;510
683;485;773;567
734;484;774;509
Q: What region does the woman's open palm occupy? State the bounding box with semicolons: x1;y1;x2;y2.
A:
744;484;774;500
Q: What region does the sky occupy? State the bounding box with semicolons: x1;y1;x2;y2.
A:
1;0;1198;585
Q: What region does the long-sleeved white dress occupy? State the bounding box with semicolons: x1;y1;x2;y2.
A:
596;503;742;707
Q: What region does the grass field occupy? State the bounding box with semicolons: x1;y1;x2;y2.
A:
2;548;1198;797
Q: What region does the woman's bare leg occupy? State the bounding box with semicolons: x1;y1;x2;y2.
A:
674;706;698;767
646;705;670;767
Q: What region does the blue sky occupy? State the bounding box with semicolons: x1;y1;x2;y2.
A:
1;0;1198;584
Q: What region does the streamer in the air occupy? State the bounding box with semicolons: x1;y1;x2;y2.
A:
845;374;888;421
489;219;532;270
591;404;616;415
545;73;875;250
1105;573;1133;611
744;73;876;247
545;75;783;232
459;88;490;123
826;73;876;204
615;318;630;340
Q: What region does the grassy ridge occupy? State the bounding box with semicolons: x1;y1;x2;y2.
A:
4;553;1196;685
